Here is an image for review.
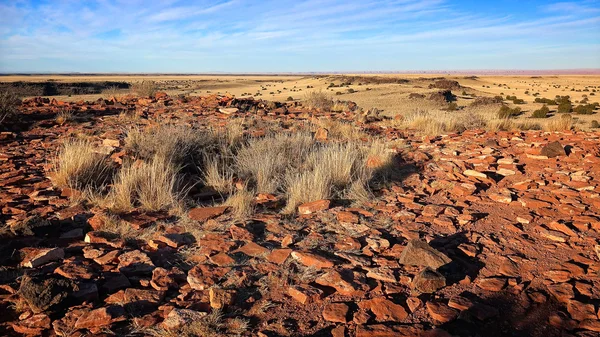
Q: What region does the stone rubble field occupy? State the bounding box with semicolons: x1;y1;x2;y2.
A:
1;92;600;337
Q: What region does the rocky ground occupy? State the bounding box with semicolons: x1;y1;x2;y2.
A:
1;93;600;337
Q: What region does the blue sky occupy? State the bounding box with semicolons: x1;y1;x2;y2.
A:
0;0;599;72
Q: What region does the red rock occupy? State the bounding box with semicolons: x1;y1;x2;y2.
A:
266;248;292;264
209;288;236;309
288;285;323;304
337;211;359;223
117;250;155;275
210;252;236;266
162;309;207;330
188;206;228;222
187;264;231;290
567;299;597;321
21;247;64;268
236;241;269;257
356;324;420;337
74;306;125;330
315;270;368;296
84;231;125;248
10;313;50;335
291;251;334;269
297;199;330;214
359;297;408;322
399;240;451;269
322;303;349;323
477;278;507;291
426;301;458;323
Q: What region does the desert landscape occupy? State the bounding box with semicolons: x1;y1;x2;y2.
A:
0;73;600;337
2;0;600;336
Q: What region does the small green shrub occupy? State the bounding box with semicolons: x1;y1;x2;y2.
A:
498;105;521;119
573;103;598;115
591;120;599;128
531;105;549;118
557;101;572;113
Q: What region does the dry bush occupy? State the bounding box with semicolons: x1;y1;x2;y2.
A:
224;188;255;221
203;156;235;194
0;90;21;124
545;114;573;131
316;119;367;140
236;133;313;193
52;140;113;190
131;81;158;97
306;142;362;188
125;125;214;174
284;166;332;213
331;101;350;112
109;156;182;212
303;90;333;111
102;86;122;98
55;108;74;125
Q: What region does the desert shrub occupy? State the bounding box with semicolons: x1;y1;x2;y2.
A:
0;90;21;125
470;96;503;107
446;102;459;111
408;93;425;99
223;187;255;221
236;133;314;194
52;140;114;190
55;108;75;125
534;97;557;105
573;103;598;115
102;86;122;98
591;120;599;128
347;88;356;94
429;79;460;90
109;156;182;212
303;91;333;110
497;105;521;118
531;105;550;118
131;81;158;97
546;114;573;131
286;96;294;101
512;98;525;104
557;101;572;114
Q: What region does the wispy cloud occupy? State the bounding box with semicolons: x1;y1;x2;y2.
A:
0;0;598;72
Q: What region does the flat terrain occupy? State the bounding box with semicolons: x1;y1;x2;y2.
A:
2;74;599;131
0;87;600;336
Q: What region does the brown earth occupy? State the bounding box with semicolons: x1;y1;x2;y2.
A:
1;92;600;337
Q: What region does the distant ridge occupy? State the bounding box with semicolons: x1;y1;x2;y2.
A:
1;69;599;76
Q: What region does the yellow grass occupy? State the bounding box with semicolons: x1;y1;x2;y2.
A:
52;139;113;190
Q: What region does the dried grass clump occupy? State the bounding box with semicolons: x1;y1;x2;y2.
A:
316;119;367;140
55;109;74;125
545;114;573;131
224;188;255;221
109;156;182;212
102;86;123;98
52;140;113;190
0;90;21;124
303;90;333;111
236;133;313;193
283;166;332;213
131;81;158;97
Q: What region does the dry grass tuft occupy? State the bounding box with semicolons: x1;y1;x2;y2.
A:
545;114;573;131
284;165;332;213
108;156;183;212
131;80;158;97
224;187;255;221
55;108;74;125
204;156;235;194
316;118;367;140
52;140;113;190
236;133;313;193
303;90;333;111
0;90;21;124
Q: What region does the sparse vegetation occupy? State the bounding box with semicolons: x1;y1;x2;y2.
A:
0;90;21;125
303;90;333;111
531;105;550;118
131;80;158;97
52;140;114;191
497;105;521;118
